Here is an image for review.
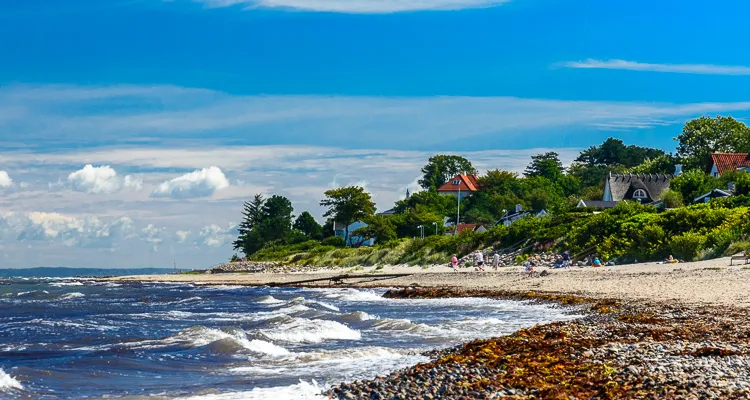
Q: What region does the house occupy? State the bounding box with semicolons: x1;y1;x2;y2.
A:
709;153;750;177
437;174;480;201
448;223;487;235
602;173;674;204
493;204;548;227
377;208;397;216
333;220;375;247
576;200;619;209
694;188;733;203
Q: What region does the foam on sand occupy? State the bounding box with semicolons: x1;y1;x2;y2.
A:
0;369;23;391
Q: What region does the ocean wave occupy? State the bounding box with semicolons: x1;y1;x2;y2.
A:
175;380;325;400
294;346;407;364
60;292;85;300
369;318;437;334
257;295;285;304
50;281;84;287
336;311;377;323
283;297;340;312
17;290;49;297
168;296;203;305
129;326;291;356
261;318;361;344
315;288;385;302
0;369;23;391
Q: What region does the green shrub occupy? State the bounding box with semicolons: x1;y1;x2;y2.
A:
321;236;346;247
725;240;750;256
669;232;707;261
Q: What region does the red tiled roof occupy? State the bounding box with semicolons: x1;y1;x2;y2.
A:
455;223;481;233
437;174;480;192
710;153;750;176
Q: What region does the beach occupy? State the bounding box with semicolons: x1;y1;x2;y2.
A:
98;256;750;399
106;256;750;308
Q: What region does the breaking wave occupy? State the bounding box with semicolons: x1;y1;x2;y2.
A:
261;318;361;344
0;369;23;391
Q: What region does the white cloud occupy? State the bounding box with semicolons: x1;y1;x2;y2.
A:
0;171;12;188
151;166;230;199
66;164;142;194
0;211;137;248
193;0;511;13
198;223;236;248
175;230;191;243
559;59;750;76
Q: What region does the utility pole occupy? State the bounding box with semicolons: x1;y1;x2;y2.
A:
456;184;461;233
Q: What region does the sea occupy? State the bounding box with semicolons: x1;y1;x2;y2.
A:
0;274;580;399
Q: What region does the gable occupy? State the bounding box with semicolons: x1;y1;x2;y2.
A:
437;174;480;192
606;174;672;202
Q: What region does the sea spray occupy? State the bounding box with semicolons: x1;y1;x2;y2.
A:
0;369;22;391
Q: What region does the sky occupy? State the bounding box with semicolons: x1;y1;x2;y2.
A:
2;0;750;268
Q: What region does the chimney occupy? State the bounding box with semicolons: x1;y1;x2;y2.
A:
675;164;683;176
515;204;523;213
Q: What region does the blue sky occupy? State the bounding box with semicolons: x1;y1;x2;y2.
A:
1;0;750;267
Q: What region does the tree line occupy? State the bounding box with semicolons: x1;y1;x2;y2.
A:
233;115;750;258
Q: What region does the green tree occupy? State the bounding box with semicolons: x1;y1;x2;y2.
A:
352;215;398;244
628;154;677;174
258;195;294;243
675;116;750;171
670;170;720;204
524;152;564;181
478;170;522;195
232;194;265;255
576;137;665;168
661;190;684;208
418;155;477;190
320;186;377;244
293;211;323;239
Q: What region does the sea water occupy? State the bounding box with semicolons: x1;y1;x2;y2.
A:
0;278;579;399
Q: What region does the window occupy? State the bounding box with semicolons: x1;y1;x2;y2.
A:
633;189;647;199
452;180;460;185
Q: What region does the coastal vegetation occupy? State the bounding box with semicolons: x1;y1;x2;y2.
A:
231;115;750;266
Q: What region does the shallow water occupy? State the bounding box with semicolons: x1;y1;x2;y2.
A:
0;278;579;399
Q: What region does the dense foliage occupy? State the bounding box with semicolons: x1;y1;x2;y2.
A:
232;115;750;265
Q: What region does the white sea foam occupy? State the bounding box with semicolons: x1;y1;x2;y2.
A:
17;290;49;296
262;318;361;344
170;296;203;305
0;369;23;391
50;281;84;287
256;295;285;304
316;288;385;302
60;292;85;300
175;380;325;400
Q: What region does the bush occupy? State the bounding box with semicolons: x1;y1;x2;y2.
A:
661;190;684;208
669;232;707;261
321;236;346;247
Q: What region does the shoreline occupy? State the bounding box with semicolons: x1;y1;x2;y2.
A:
102;255;750;307
101;256;750;398
326;288;750;399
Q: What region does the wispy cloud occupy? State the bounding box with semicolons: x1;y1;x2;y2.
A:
5;84;750;152
559;59;750;76
189;0;511;14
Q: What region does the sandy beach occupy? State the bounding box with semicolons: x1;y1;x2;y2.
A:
106;256;750;307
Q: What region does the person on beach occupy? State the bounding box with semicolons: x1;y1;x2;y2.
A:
475;251;485;271
451;254;459;271
492;252;500;270
562;250;570;268
593;257;602;267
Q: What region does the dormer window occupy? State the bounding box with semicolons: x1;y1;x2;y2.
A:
633;189;647;199
452;180;460;185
